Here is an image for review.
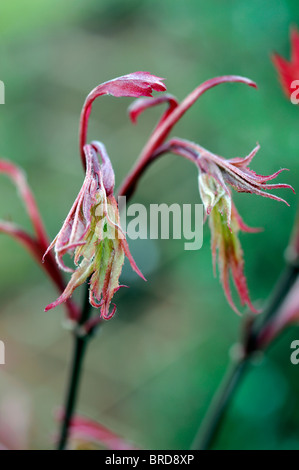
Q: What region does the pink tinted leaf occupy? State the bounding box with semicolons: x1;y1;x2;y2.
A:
228;144;260;168
175;139;294;205
272;54;295;98
43;145;99;272
272;27;299;98
121;237;146;281
44;155;144;318
45;258;93;312
128;94;178;124
79;72;166;164
155;137;294;207
91;141;115;196
209;207;260;315
96;72;166;97
230;250;259;314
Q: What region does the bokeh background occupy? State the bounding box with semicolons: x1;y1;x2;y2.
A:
0;0;299;450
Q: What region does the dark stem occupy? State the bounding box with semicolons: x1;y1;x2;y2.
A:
245;263;299;354
191;261;299;451
191;358;247;450
57;283;93;450
56;146;142;450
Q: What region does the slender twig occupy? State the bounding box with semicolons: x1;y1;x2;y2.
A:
245;262;299;354
191;358;247;450
118;76;256;199
190;261;299;450
57;283;94;450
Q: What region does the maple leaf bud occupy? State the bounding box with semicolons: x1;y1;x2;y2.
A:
156;137;294;313
44;143;145;320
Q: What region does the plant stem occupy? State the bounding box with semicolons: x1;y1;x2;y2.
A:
245;263;299;354
118;76;256;199
191;261;299;451
57;122;149;449
57;283;93;450
191;358;247;450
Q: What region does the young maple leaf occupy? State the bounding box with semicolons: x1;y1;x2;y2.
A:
155;138;294;314
44;143;145;321
272;27;299;100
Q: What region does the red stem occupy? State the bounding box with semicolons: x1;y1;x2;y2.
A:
118;76;256;198
0;222;79;322
79;90;106;169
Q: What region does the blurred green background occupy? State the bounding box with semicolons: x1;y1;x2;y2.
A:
0;0;299;450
